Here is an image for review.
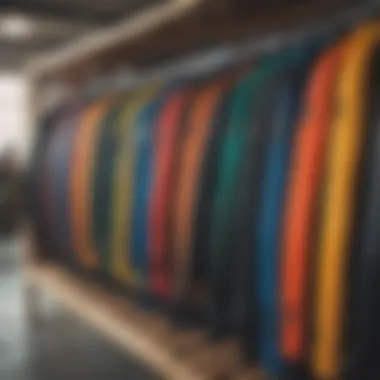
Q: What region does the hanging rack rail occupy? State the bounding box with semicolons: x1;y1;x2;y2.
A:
81;0;380;100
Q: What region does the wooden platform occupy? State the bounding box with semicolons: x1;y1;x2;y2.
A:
25;263;261;380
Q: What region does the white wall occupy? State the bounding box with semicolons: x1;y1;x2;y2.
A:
0;74;29;165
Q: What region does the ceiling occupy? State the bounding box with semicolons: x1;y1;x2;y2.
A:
0;0;366;73
0;0;166;70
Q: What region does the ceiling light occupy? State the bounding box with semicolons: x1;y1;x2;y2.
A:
0;15;35;39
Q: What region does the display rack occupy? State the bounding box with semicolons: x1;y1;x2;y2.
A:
25;1;379;379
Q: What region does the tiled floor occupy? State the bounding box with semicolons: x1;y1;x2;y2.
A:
0;238;161;380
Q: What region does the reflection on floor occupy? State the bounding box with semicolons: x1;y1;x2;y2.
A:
0;239;161;380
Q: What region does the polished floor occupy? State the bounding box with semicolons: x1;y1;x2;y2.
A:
0;239;161;380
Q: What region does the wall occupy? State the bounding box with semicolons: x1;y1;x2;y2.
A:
0;74;29;166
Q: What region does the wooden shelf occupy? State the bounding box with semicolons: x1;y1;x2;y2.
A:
25;263;259;380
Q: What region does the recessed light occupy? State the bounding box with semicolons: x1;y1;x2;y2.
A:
0;15;35;39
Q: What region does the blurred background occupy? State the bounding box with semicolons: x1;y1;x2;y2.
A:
0;1;375;380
